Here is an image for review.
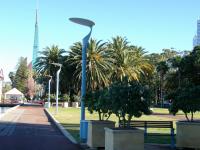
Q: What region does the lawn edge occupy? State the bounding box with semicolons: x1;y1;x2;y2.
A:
44;108;78;144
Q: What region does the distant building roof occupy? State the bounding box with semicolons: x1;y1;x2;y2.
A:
5;88;24;95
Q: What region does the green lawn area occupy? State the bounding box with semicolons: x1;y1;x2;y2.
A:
48;107;200;144
152;107;200;119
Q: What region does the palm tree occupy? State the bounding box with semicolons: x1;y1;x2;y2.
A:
108;36;153;82
68;39;113;91
34;45;66;76
34;45;66;93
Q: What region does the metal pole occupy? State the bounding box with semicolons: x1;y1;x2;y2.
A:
69;18;95;142
79;28;92;142
56;66;61;113
81;28;92;120
48;76;52;108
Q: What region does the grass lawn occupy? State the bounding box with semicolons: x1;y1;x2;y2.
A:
48;107;200;144
152;107;200;120
48;107;183;144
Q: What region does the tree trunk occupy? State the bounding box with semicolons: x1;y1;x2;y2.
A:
178;71;181;88
122;115;126;128
191;112;194;122
117;115;121;127
155;88;158;105
127;115;133;128
98;111;102;121
160;74;163;108
106;113;111;120
185;113;190;122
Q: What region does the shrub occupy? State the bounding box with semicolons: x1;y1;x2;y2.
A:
70;94;80;102
85;88;112;121
61;94;70;102
169;85;200;122
50;94;56;102
109;78;151;127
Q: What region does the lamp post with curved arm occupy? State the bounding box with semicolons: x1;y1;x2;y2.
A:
51;63;62;113
69;17;95;142
46;75;52;108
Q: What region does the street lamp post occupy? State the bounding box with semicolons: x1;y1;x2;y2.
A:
69;17;95;142
47;75;52;108
51;63;62;113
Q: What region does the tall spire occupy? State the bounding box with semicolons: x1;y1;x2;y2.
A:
32;7;39;68
36;9;38;24
36;0;38;25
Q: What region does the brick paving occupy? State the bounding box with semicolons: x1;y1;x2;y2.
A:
0;105;82;150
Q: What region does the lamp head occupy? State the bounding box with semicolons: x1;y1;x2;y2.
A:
69;18;95;28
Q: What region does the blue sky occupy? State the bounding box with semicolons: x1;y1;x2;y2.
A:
0;0;200;81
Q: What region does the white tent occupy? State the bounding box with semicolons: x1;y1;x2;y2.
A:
4;88;24;101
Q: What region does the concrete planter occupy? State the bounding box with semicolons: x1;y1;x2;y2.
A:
87;120;115;148
72;102;79;108
63;102;69;108
44;102;51;108
176;121;200;149
105;127;144;150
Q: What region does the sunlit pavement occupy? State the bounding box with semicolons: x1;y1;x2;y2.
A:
0;105;82;150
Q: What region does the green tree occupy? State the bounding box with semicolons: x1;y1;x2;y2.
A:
34;45;66;93
156;61;169;107
85;88;112;121
160;48;177;61
108;36;153;82
68;39;113;91
2;83;12;94
60;55;76;94
14;57;29;94
35;45;66;75
164;56;182;93
8;72;15;88
168;46;200;121
170;86;200;122
146;48;179;106
109;78;151;127
146;53;162;66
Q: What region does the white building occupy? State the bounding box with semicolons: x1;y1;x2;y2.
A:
193;18;200;47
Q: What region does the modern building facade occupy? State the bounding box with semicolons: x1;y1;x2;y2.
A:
193;18;200;47
32;9;39;68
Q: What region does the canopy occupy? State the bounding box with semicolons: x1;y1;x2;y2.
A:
5;88;23;95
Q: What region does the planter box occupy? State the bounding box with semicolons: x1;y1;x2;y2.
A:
63;102;69;108
105;127;144;150
176;121;200;149
44;102;51;108
87;120;115;148
72;102;79;108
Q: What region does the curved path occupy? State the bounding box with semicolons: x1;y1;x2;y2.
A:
0;105;82;150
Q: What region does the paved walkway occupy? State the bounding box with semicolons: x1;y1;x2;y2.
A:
0;105;82;150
